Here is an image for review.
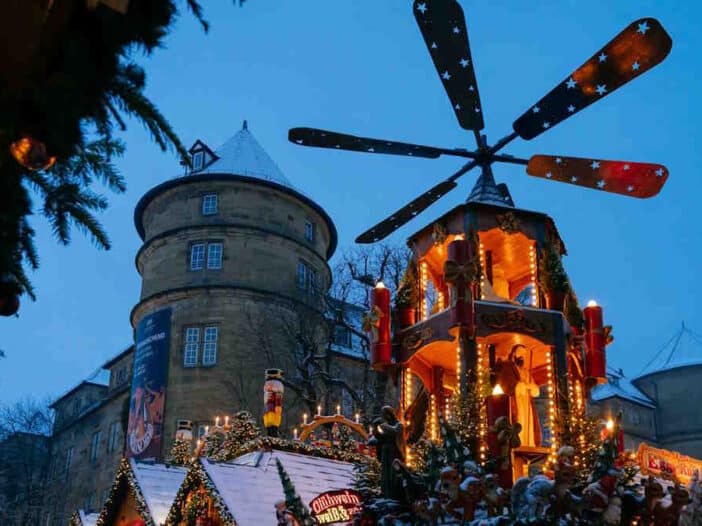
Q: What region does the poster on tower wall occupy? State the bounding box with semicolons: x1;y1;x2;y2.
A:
126;308;171;459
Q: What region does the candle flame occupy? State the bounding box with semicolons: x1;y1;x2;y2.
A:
375;281;386;289
587;300;598;307
492;383;505;396
606;418;615;432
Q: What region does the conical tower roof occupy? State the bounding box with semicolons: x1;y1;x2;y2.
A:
635;322;702;378
194;121;296;190
466;170;514;207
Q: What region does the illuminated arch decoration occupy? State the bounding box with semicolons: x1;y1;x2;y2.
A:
298;414;369;442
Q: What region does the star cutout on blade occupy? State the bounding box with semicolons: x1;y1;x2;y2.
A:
627;185;634;192
567;104;575;113
453;26;460;34
597;180;606;188
555;157;562;164
566;77;577;89
455;103;461;110
655;168;664;177
571;176;578;183
596;84;607;95
431;41;438;49
632;61;640;71
638;21;650;34
546;171;553;178
416;3;427;14
460;58;469;68
532;106;540;114
623;164;630;171
598;52;607;62
542;121;550;129
442;70;451;80
468;85;475;92
591;161;600;170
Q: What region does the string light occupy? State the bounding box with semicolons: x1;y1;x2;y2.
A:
477;342;487;462
479;241;486;299
529;243;538;306
437;290;445;311
420;261;429;320
545;349;558;465
430;393;438;441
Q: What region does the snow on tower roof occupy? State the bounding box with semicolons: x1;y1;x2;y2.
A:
200;450;355;526
130;459;188;525
635;322;702;378
193;120;296;190
590;367;655;408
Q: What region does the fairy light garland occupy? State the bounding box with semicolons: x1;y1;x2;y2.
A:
420;261;429;320
477;342;487;463
430;393;438;441
479;241;486;299
529;243;538;306
95;458;158;526
545;349;558;466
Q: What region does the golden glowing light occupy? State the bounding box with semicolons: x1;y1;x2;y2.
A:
587;300;598;307
375;281;386;289
492;383;505;396
606;418;615;432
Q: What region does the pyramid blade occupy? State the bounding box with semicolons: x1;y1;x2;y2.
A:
414;0;484;131
514;18;672;140
527;155;668;198
356;180;458;243
289;127;474;159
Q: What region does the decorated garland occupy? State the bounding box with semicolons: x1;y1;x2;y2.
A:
95;458;155;526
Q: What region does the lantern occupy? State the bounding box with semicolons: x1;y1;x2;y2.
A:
369;282;391;370
175;420;193;442
583;300;608;384
9;136;56;171
443;239;477;333
263;369;284;436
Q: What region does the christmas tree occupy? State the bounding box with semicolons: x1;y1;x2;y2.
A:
168;438;192;466
275;458;316;526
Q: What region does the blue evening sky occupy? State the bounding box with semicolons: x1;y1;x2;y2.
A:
1;0;700;404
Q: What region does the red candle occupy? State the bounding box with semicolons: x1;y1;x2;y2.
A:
444;239;476;333
370;282;391;370
583;300;607;383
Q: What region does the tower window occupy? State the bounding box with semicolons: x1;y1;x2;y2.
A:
192;151;204;171
305;220;316;242
184;327;200;367
184;326;218;367
297;260;318;294
190;243;205;270
207;243;223;269
202;194;218;216
202;326;219;366
107;421;120;453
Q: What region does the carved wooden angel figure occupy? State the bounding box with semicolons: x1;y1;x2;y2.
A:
361;306;382;343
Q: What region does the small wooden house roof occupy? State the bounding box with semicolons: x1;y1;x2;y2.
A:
96;458;187;526
168;448;356;526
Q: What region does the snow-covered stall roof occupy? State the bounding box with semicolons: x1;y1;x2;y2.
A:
97;459;187;526
130;459;188;525
201;450;355;526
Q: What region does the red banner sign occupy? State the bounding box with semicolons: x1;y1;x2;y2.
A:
636;443;702;484
309;489;362;525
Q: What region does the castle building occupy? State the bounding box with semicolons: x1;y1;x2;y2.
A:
127;121;339;459
591;323;702;458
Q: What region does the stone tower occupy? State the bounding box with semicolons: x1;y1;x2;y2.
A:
130;121;337;456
